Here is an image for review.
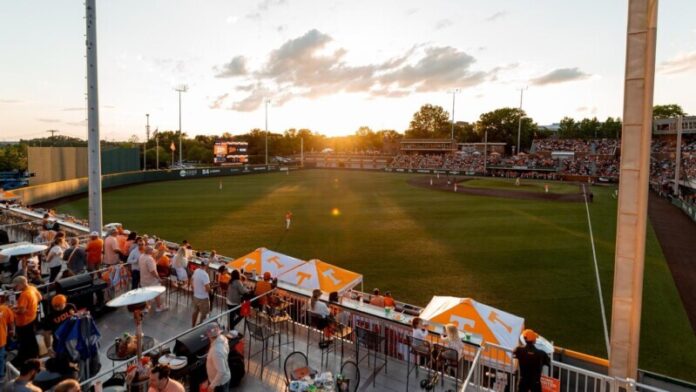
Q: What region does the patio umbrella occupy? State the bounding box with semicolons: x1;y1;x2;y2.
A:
107;286;166;361
0;244;47;257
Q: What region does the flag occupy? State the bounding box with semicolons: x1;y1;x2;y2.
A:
170;141;176;151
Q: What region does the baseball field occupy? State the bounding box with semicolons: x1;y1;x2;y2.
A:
51;169;696;380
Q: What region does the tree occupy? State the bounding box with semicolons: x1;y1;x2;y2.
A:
578;117;601;139
405;104;451;139
557;117;578;139
475;107;536;153
653;104;685;119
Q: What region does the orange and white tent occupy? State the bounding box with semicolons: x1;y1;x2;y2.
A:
0;189;19;202
227;248;305;277
419;296;524;350
277;259;362;295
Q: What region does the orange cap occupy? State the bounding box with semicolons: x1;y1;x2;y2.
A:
51;294;67;307
263;272;271;281
523;329;537;343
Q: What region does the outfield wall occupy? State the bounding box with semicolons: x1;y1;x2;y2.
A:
13;165;284;206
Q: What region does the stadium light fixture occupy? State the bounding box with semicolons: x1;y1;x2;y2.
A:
175;84;188;166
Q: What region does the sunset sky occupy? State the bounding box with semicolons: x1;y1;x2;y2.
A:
1;0;695;141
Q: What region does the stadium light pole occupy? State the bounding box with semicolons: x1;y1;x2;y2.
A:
449;89;460;140
85;0;102;234
143;114;149;171
265;99;270;167
516;86;528;155
175;85;188;166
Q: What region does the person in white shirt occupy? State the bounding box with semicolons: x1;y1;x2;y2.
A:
309;289;330;318
205;323;230;392
411;317;429;341
191;267;211;327
127;238;144;290
46;237;65;282
172;247;189;283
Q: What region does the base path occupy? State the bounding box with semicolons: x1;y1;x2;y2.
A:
408;176;586;202
648;192;696;333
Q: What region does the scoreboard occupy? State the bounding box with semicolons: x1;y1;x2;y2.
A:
213;141;249;165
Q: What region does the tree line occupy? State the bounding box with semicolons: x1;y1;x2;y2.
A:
0;103;687;171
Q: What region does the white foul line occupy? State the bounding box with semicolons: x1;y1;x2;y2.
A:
583;184;611;357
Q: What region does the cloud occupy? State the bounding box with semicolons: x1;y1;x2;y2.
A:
214;56;248;78
485;11;507;22
577;106;597;114
434;19;452;30
405;8;418;16
0;99;20;104
658;50;696;75
65;119;87;127
378;46;486;92
530;67;591;86
246;0;286;19
37;118;61;123
209;94;229;109
225;15;239;24
211;29;493;111
276;24;287;33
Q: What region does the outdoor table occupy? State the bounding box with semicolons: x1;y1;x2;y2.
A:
106;335;156;364
289;369;336;391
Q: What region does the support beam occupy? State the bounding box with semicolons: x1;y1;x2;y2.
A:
85;0;103;233
609;0;658;380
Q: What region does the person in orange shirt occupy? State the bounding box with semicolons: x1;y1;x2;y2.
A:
155;248;171;278
85;231;103;271
217;266;231;290
285;211;292;230
254;272;274;307
0;290;16;379
12;276;42;364
383;291;396;307
369;288;385;307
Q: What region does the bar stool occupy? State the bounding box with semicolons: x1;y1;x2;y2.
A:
432;343;462;391
245;318;280;379
406;336;432;392
354;326;387;387
306;311;334;369
260;304;295;352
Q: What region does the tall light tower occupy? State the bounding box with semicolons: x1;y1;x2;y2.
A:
175;85;188;166
516;87;528;155
449;89;460;140
265;99;270;167
143;113;149;170
85;0;102;233
609;0;658;381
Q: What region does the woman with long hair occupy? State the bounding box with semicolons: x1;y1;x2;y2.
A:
226;269;248;330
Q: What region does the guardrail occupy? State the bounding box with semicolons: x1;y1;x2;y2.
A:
79;289;277;387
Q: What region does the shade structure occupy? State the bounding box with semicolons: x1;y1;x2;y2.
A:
0;244;48;257
0;190;19;202
106;286;166;307
419;296;524;351
227;247;306;278
278;259;362;295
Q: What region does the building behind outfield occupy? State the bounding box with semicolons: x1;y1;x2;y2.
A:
28;146;139;185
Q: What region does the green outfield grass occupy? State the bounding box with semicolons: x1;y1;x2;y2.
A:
461;178;581;194
52;170;696;380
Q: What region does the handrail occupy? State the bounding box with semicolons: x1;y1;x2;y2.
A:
79;288;276;387
460;344;485;392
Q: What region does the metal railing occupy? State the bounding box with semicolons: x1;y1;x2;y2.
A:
460;345;485;391
79;289;276;387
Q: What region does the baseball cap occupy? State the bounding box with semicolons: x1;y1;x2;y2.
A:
523;329;537;343
205;323;221;338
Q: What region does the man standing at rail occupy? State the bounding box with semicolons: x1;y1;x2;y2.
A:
513;329;550;392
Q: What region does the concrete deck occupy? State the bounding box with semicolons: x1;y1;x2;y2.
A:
93;287;469;391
